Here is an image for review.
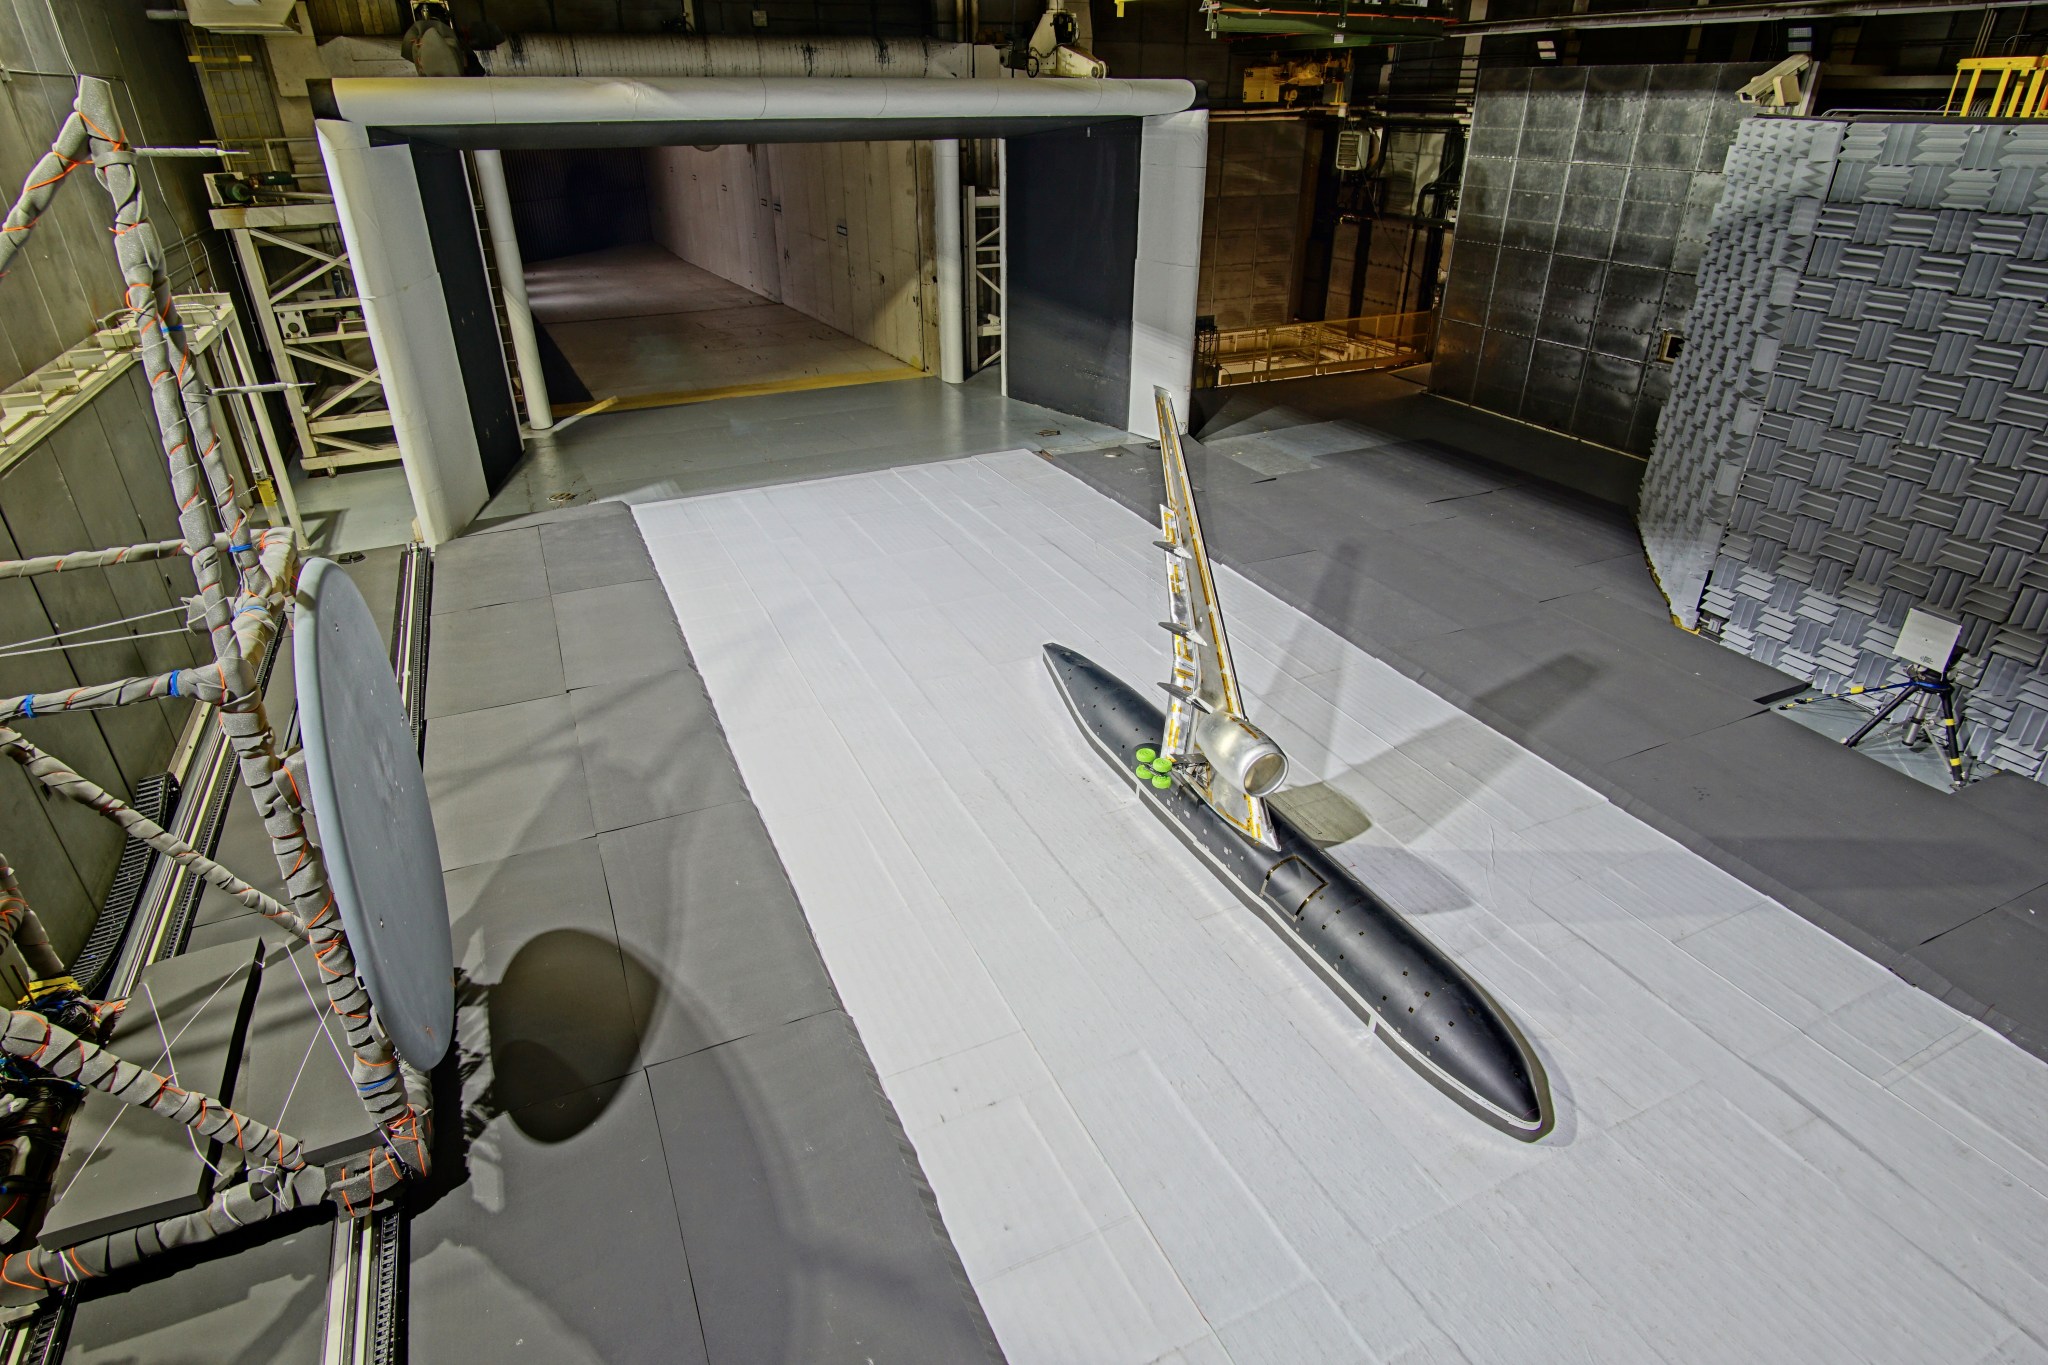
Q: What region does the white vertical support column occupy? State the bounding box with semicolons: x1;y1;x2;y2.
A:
997;137;1009;398
317;119;487;546
933;137;966;385
1127;110;1208;438
472;148;554;431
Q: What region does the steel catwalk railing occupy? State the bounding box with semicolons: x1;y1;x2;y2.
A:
1195;310;1436;388
0;75;432;1310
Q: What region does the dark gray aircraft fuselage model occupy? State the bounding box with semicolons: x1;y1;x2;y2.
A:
1043;390;1550;1140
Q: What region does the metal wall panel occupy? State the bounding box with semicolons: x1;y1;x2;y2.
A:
1196;118;1311;329
0;7;223;389
1318;126;1449;321
1436;63;1764;456
0;3;217;958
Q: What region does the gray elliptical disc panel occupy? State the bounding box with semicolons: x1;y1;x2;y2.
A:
295;556;453;1069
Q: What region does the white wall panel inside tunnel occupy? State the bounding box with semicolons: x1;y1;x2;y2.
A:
647;139;937;372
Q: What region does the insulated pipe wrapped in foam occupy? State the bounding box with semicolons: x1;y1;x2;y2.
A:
479;33;1000;80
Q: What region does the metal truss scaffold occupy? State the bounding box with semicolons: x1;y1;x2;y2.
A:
0;75;430;1309
206;148;400;475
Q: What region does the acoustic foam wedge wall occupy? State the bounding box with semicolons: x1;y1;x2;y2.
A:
1645;118;2048;784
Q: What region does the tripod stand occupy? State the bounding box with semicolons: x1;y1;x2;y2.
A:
1780;664;1968;787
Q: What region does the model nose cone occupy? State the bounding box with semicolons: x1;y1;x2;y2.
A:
1486;1062;1546;1133
1403;966;1547;1137
1042;643;1088;696
1451;1023;1547;1137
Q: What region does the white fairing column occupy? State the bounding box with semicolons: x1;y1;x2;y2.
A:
317;119;488;544
997;136;1009;399
472;148;554;429
933;138;966;385
1127;110;1207;439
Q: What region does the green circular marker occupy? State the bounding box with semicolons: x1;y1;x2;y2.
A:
1150;774;1172;789
1134;764;1152;781
1150;754;1173;772
1135;747;1157;764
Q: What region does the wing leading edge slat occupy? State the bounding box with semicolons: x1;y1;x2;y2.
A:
1154;387;1271;845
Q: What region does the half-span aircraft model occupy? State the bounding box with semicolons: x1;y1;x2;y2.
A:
1043;390;1550;1140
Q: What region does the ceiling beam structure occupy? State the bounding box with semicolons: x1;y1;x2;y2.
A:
1450;0;2040;35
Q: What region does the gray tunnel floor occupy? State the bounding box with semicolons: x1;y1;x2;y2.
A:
1056;378;2048;1063
405;501;1000;1364
1191;368;1651;511
58;376;1117;1360
476;368;1132;524
56;367;2048;1356
62;517;1004;1363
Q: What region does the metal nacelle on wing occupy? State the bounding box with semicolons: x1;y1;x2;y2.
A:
1194;710;1288;798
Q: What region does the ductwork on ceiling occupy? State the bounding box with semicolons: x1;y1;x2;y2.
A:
478;34;1008;80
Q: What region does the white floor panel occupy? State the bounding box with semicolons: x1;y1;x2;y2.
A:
637;454;2048;1365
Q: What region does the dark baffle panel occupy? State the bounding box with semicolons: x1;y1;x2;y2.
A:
1005;120;1140;430
409;138;524;493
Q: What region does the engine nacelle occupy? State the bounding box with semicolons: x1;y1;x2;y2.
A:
1194;711;1289;797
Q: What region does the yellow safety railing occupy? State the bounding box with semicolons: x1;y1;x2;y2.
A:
1196;311;1434;389
1945;56;2048;119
